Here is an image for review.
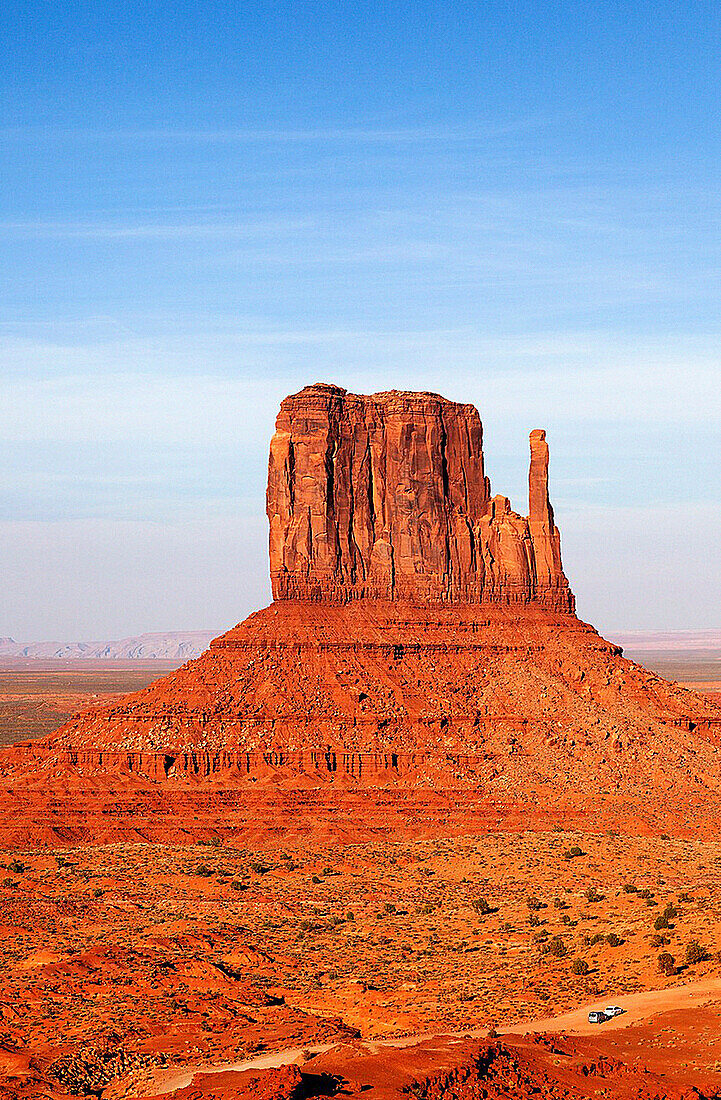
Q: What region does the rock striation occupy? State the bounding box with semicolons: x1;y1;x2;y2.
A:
267;384;573;610
6;381;721;801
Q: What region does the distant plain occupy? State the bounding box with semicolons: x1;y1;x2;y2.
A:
0;662;178;747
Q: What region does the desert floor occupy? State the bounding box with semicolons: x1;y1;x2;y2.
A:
4;824;721;1089
4;659;721;1098
0;662;180;747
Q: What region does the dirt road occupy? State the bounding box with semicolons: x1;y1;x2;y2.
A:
503;975;721;1036
145;976;721;1095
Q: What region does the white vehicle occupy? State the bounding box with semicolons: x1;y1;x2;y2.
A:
588;1010;606;1024
605;1005;623;1017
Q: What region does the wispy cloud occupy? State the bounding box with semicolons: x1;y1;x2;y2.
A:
1;328;719;449
0;218;315;240
0;117;559;145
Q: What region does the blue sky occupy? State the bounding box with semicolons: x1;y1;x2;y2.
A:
1;1;720;638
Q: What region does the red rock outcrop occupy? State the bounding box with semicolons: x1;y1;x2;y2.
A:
5;382;721;803
26;600;721;801
267;384;573;610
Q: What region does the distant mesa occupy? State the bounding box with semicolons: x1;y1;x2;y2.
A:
0;632;215;661
610;630;721;652
268;384;573;609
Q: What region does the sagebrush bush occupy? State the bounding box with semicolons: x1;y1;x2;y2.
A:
686;940;707;965
658;952;675;975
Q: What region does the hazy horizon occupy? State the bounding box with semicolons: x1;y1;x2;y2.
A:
2;1;720;639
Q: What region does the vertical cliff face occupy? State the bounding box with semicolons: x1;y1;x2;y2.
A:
267;383;574;610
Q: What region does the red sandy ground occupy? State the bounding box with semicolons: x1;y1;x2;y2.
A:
4;826;721;1098
3;610;721;1098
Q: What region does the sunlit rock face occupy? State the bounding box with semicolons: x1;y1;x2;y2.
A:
267;383;573;610
19;381;720;792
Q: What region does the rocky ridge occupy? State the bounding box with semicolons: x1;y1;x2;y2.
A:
0;632;215;661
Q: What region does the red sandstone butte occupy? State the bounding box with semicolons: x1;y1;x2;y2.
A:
6;382;721;797
267;384;573;609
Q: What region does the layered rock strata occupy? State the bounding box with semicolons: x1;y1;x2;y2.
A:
10;382;721;796
33;601;721;800
267;384;573;609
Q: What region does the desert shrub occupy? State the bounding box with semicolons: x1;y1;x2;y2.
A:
660;833;670;840
651;934;670;948
685;940;708;965
384;902;396;913
250;862;269;874
230;880;247;891
571;957;589;976
547;936;568;958
606;932;622;947
553;897;568;909
622;883;638;894
563;847;584;860
589;933;605;945
526;895;545;911
92;887;103;898
654;913;671;931
585;887;604;903
561;914;573;925
8;860;24;874
658;952;676;975
662;903;678;920
311;875;321;884
529;914;540;927
195;864;213;877
472;897;493;915
678;891;693;903
638;889;654;900
346;910;355;921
